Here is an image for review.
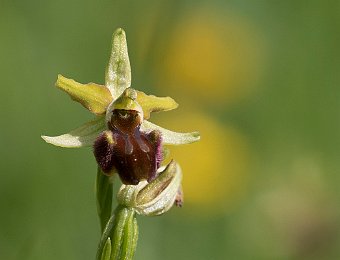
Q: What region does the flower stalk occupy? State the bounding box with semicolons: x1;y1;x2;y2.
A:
96;167;114;232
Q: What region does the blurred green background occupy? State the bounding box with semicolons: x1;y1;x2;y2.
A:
1;1;340;259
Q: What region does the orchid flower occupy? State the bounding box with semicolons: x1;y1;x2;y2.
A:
42;28;199;184
41;28;199;260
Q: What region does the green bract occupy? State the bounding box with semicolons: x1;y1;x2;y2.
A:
41;28;199;148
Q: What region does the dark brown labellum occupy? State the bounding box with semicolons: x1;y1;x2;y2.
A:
93;109;162;185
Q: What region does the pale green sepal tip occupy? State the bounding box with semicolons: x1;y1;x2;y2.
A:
101;238;112;260
106;28;131;101
141;120;200;145
41;116;106;148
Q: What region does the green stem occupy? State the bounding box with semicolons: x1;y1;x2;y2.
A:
96;167;114;232
96;206;138;260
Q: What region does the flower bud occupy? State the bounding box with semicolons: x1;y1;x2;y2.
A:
117;160;182;216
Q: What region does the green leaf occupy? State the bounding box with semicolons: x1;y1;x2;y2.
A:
136;90;178;119
96;167;114;232
41;116;106;148
106;28;131;100
141;120;200;145
101;238;112;260
56;75;112;115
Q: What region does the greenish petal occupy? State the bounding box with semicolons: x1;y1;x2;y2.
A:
136;90;178;119
56;75;112;115
141;120;200;145
41;116;106;148
105;28;131;100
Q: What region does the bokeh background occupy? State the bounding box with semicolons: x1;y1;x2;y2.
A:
1;1;340;259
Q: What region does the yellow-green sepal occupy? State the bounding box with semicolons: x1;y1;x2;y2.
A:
136;90;178;119
56;75;112;115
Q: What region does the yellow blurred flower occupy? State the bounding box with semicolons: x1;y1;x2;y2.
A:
158;7;265;106
155;110;250;213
